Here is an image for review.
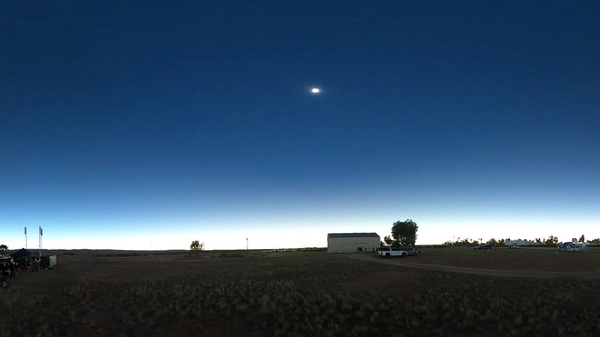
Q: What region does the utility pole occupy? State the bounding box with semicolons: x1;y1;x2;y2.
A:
39;226;43;255
25;226;27;248
246;237;248;250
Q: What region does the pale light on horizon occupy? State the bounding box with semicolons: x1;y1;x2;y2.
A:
2;217;597;251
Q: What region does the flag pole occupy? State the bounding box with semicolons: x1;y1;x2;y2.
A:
39;226;43;256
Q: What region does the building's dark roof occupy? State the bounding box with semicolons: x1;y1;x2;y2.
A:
327;232;380;239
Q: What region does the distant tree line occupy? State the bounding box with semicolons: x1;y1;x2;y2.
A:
443;235;600;247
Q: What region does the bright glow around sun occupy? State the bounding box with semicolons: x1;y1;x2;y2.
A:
311;88;320;93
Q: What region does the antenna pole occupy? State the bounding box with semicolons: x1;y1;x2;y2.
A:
39;226;43;254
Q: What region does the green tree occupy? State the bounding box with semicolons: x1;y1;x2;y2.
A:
190;240;204;251
383;235;394;245
544;235;558;246
0;244;7;253
391;219;419;246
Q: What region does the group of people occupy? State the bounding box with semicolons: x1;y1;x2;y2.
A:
0;257;19;289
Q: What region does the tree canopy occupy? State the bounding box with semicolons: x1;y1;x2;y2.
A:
190;240;204;251
391;219;419;246
0;244;7;253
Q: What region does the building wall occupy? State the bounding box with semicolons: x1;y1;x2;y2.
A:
327;236;380;253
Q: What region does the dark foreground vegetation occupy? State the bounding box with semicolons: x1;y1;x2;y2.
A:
1;249;599;337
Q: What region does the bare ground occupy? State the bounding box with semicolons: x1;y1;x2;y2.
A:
347;248;600;279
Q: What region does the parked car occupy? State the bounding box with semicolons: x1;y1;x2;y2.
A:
377;247;407;258
473;244;492;250
403;247;420;256
559;242;581;252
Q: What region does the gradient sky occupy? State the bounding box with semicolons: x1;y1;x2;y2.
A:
1;1;598;250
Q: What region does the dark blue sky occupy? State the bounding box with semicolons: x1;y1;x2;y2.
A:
2;1;598;249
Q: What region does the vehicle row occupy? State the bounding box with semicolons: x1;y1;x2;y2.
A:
377;247;419;258
558;242;582;252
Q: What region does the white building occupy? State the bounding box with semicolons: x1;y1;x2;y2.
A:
327;232;380;253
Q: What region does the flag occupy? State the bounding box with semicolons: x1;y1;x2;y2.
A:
24;227;27;235
39;226;43;236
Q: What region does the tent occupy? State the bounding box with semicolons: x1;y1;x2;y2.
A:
9;248;39;258
8;248;53;270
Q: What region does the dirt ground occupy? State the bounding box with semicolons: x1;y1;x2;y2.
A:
12;253;272;293
5;247;600;337
12;247;600;292
349;247;600;279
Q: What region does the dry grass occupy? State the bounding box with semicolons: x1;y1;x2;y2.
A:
1;248;599;337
